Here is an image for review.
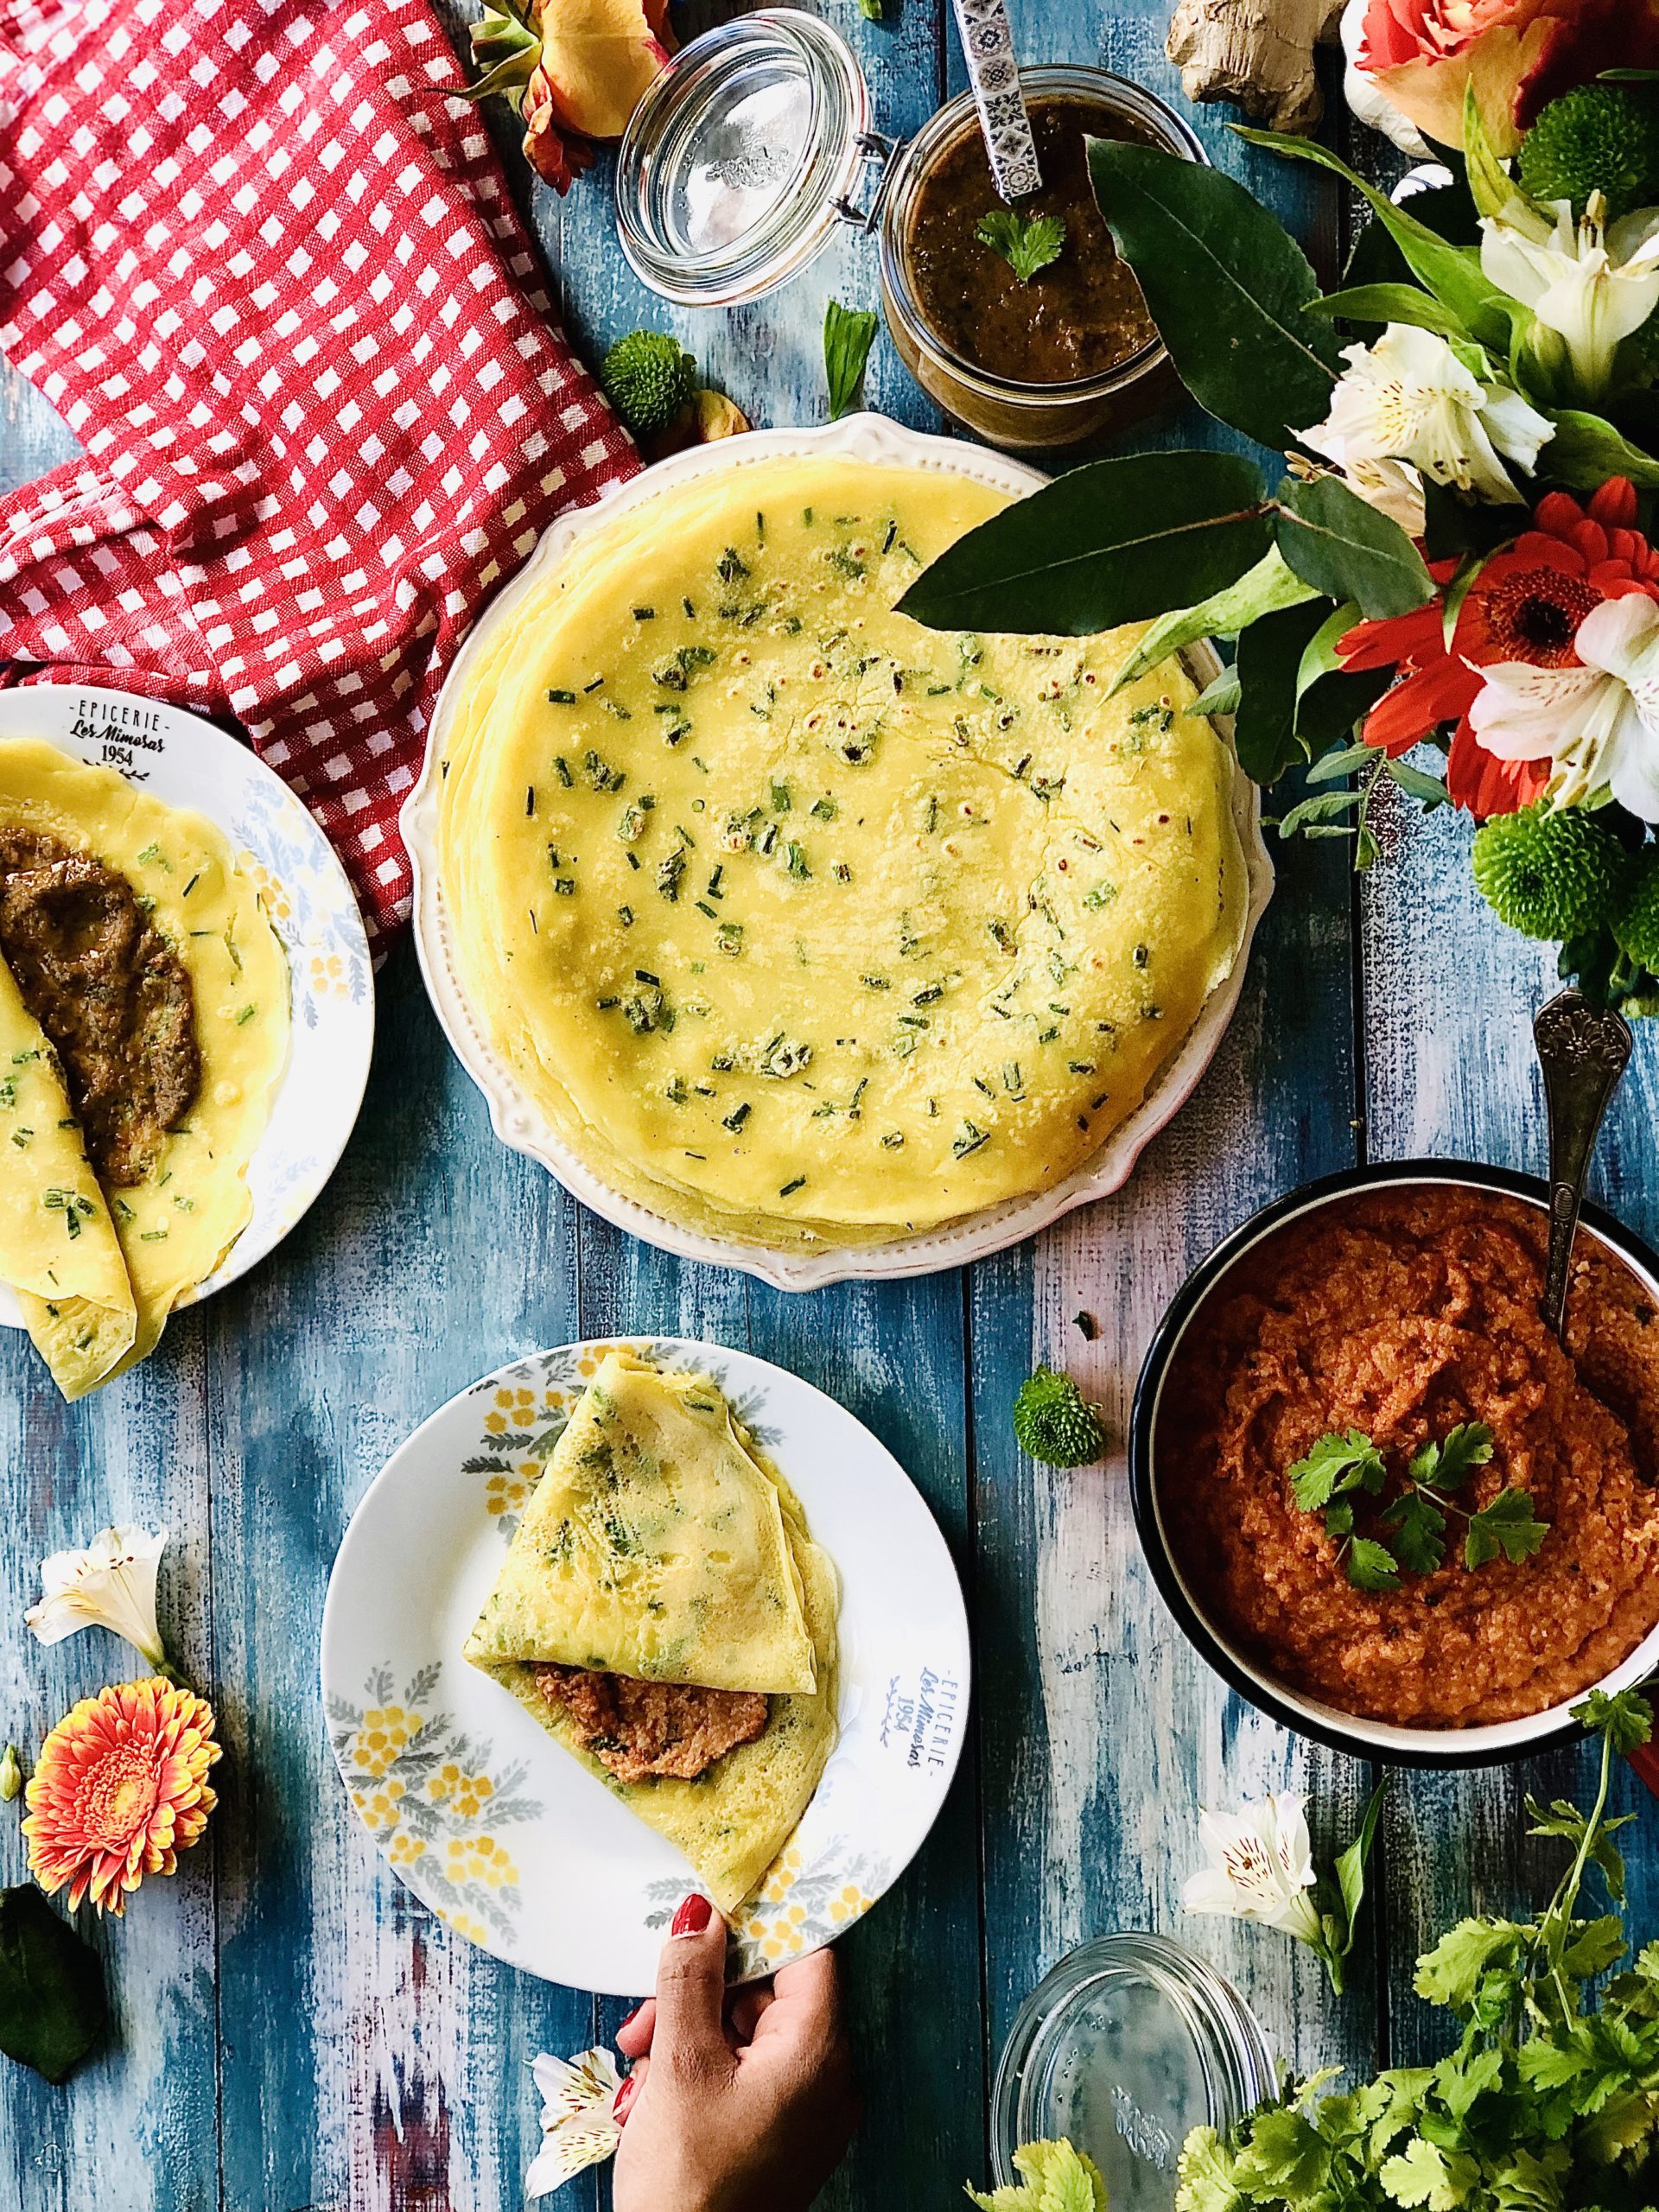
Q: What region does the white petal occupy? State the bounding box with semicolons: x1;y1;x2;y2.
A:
1468;661;1603;758
1477;384;1554;474
1576;593;1659;681
524;2114;621;2199
1182;1867;1247;1917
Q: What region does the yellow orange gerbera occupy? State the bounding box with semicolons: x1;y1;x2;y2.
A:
22;1678;220;1915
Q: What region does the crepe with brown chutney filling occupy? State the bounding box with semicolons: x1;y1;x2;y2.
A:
0;828;200;1184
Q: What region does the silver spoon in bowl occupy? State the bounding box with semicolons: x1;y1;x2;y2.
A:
1534;985;1633;1341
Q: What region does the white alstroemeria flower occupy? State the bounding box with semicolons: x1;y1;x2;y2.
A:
1299;323;1554;507
24;1525;168;1668
524;2046;624;2199
1480;192;1659;401
1181;1792;1325;1947
1470;594;1659;820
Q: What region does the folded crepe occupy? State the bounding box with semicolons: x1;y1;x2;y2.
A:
0;952;136;1396
465;1352;839;1912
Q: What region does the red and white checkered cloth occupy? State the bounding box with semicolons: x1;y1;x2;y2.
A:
0;0;639;947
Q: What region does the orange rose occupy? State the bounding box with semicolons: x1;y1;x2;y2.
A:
1356;0;1659;154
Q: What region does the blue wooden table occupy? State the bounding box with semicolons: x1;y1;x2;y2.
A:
3;3;1657;2208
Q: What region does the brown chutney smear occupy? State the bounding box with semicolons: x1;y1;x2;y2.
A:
1159;1186;1659;1727
902;95;1157;387
0;828;200;1185
531;1662;770;1784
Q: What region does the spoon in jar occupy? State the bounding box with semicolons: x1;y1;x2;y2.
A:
1534;984;1632;1342
950;0;1042;200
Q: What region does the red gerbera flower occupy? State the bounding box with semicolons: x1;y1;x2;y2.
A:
1337;478;1659;817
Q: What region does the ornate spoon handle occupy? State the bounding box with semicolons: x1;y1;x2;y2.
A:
1534;986;1632;1341
950;0;1042;201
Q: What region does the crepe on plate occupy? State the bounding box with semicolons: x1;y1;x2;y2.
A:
464;1351;840;1912
0;739;290;1393
436;455;1248;1249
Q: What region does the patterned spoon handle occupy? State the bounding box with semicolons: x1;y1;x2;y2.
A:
949;0;1041;202
1533;985;1632;1341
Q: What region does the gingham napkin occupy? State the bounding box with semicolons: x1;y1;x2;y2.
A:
0;0;638;946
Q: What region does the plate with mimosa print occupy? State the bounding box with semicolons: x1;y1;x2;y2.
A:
321;1337;971;1995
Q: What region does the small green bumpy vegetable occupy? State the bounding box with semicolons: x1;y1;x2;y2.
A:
600;330;698;437
1014;1366;1106;1469
0;1745;20;1802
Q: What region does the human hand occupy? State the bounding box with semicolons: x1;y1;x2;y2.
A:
610;1894;860;2212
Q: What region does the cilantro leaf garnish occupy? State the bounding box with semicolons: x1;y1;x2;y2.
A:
1573;1686;1654;1756
1464;1487;1549;1568
1344;1537;1402;1593
1286;1421;1545;1588
975;207;1067;284
1410;1420;1494;1492
1287;1429;1387;1512
1380;1487;1447;1576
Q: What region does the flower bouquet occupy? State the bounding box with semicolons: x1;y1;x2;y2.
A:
898;60;1659;1014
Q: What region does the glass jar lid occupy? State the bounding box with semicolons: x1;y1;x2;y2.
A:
615;10;877;308
992;1935;1275;2209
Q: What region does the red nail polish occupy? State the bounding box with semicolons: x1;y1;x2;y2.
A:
671;1891;713;1936
618;2003;643;2033
613;2075;638;2122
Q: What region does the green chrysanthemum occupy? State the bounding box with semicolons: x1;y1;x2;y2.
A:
1614;851;1659;972
599;331;697;437
1471;803;1631;943
1517;85;1659;223
1013;1366;1106;1470
1478;804;1628;942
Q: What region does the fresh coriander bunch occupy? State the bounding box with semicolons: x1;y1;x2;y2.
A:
1177;1690;1659;2212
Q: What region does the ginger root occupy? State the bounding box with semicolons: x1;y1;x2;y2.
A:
1166;0;1345;136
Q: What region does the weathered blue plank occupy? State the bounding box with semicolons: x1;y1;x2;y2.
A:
209;942;601;2212
1360;785;1659;2065
960;0;1377;2130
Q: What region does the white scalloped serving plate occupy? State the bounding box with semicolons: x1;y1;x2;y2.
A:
402;416;1274;1290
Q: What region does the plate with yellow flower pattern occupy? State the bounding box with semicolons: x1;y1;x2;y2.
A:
320;1337;971;1995
0;682;372;1328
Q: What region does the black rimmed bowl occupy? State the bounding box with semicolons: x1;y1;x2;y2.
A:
1128;1160;1659;1770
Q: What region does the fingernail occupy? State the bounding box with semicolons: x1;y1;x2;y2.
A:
618;2003;643;2033
671;1892;713;1937
612;2075;638;2123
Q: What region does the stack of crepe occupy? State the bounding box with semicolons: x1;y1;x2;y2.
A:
464;1351;840;1912
435;455;1249;1252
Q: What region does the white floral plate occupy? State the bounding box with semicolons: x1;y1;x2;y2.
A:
403;413;1275;1291
0;683;372;1325
320;1337;972;1995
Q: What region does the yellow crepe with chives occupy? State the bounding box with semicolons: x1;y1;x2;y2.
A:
0;953;136;1397
479;1532;839;1914
464;1351;817;1693
465;1352;840;1911
436;456;1248;1249
0;740;290;1381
